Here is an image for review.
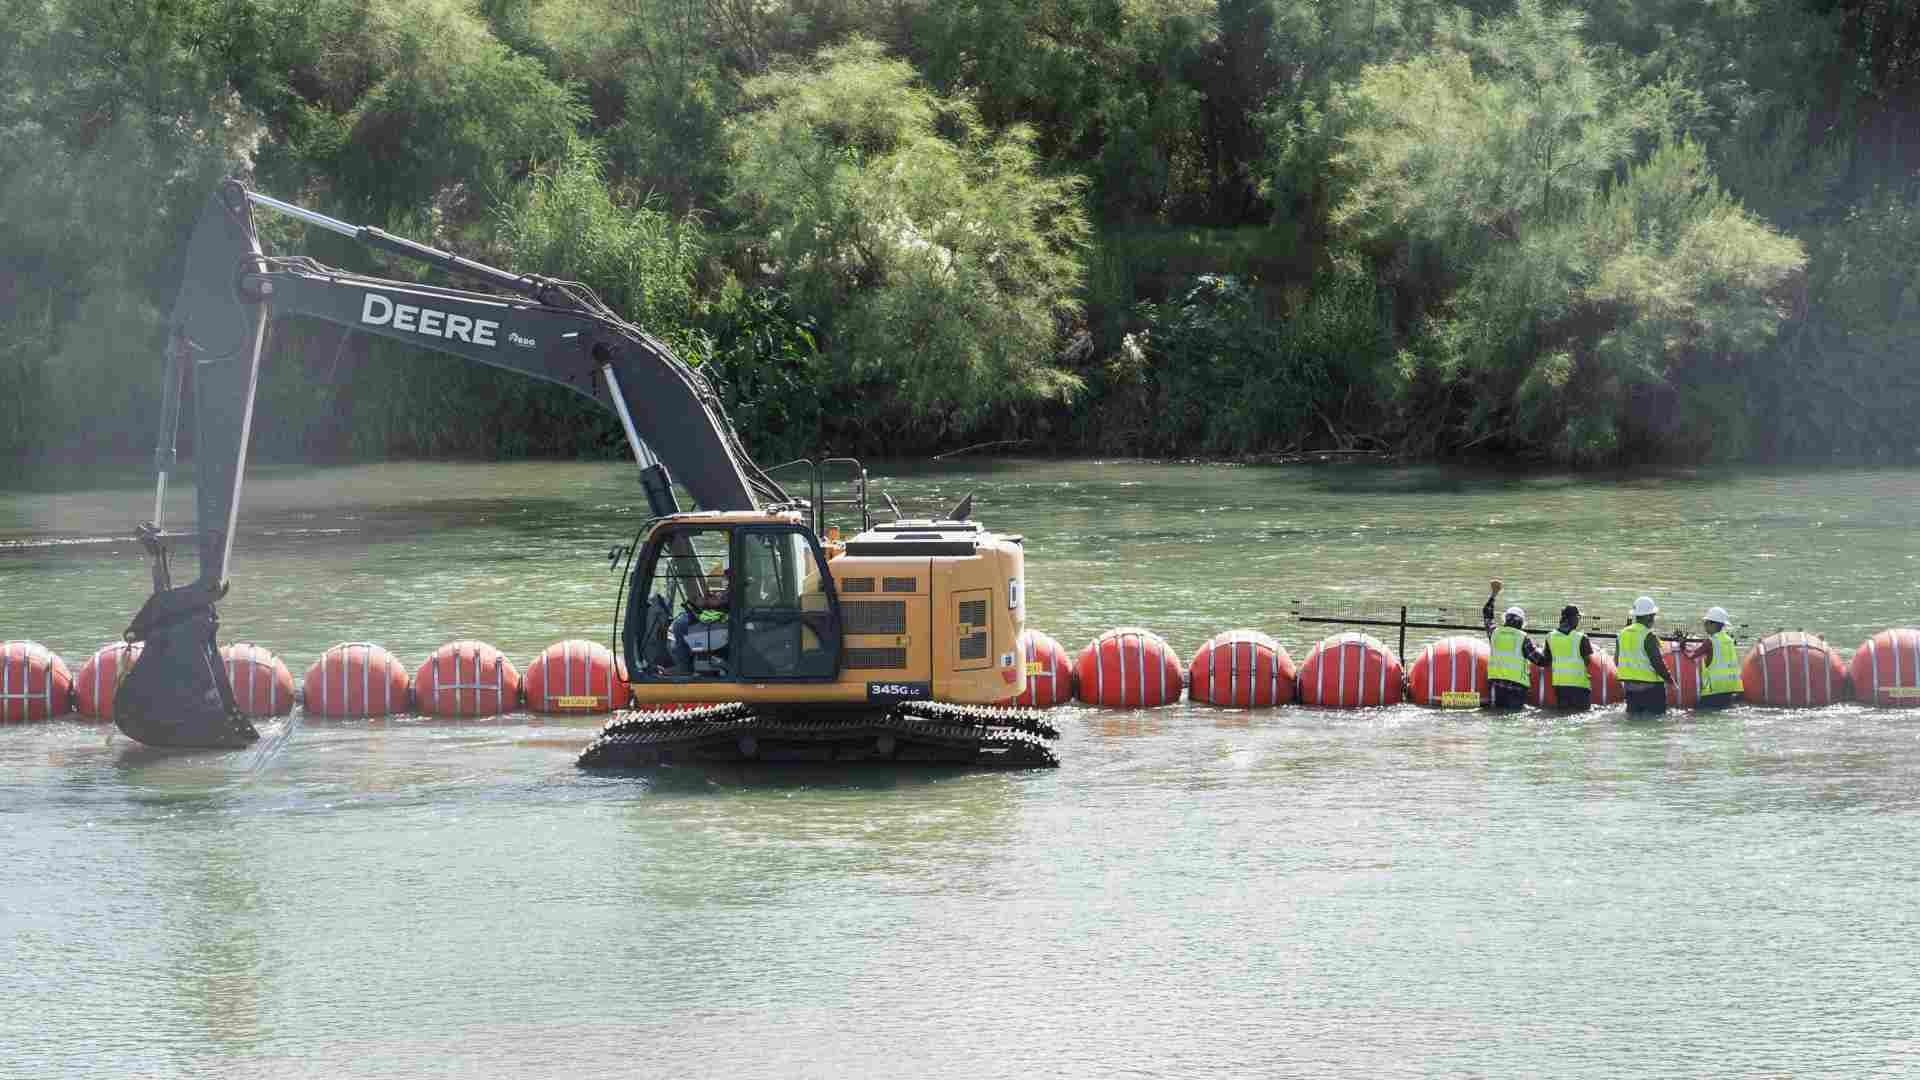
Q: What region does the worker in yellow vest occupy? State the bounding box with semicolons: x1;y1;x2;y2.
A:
1482;580;1546;710
1617;595;1675;715
1542;604;1597;711
1685;605;1743;711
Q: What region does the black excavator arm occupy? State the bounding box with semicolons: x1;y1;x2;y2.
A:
115;180;790;747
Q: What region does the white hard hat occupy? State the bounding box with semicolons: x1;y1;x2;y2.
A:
1504;605;1526;623
1704;606;1730;625
1631;596;1659;617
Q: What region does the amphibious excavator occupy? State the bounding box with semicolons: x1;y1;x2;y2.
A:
114;180;1057;768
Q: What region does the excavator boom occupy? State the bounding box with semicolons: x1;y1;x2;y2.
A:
114;180;786;747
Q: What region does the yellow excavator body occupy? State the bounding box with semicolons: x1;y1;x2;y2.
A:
622;510;1028;709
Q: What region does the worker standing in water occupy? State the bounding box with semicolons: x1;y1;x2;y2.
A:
1482;579;1546;710
1617;595;1675;715
1542;604;1597;711
1687;606;1744;711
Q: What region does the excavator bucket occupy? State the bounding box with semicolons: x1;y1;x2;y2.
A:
114;599;258;749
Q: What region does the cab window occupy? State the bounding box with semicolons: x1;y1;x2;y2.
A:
733;528;839;679
633;528;732;678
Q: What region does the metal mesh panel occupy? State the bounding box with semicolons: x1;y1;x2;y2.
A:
958;599;988;627
844;600;907;635
883;577;918;593
840;577;874;593
847;647;909;669
958;632;989;661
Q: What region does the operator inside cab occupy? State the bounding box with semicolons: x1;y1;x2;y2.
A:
671;564;731;674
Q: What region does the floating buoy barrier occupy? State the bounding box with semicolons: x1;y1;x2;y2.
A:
1075;628;1184;708
1005;629;1075;708
303;643;411;717
1188;629;1295;708
75;642;142;720
1662;641;1707;709
19;600;1920;727
1298;632;1403;708
1742;632;1846;708
1;641;74;723
1849;629;1920;708
415;640;521;717
1528;652;1624;707
1407;635;1487;708
523;639;629;714
222;643;295;717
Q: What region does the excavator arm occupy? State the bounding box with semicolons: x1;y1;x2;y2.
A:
114;180;789;747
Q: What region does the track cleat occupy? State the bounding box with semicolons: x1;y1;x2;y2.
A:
576;700;1060;770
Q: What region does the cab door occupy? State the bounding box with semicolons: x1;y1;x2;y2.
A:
624;525;733;680
732;526;842;680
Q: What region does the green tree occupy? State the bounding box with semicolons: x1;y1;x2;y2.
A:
1331;1;1662;251
1332;2;1802;462
728;39;1090;436
311;0;586;220
0;0;259;458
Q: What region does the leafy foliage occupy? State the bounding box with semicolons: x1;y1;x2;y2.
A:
1095;271;1389;455
728;39;1090;435
3;0;1918;468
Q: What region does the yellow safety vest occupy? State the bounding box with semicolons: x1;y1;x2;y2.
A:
1617;622;1661;683
1704;631;1743;695
1488;625;1528;685
1547;630;1590;689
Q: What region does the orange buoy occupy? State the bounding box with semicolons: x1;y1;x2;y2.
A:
1188;629;1294;708
1297;632;1403;708
222;643;295;717
1741;632;1846;708
1662;641;1706;709
1075;628;1184;708
302;643;411;717
523;639;630;714
1;641;74;723
1528;652;1624;707
75;642;142;720
1406;635;1488;708
414;640;521;717
1004;629;1075;708
1850;628;1920;708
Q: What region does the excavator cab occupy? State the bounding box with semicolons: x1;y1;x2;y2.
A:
626;516;842;684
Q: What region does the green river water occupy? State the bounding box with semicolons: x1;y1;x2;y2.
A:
3;460;1918;1078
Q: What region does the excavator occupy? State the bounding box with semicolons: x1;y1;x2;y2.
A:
113;180;1058;768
